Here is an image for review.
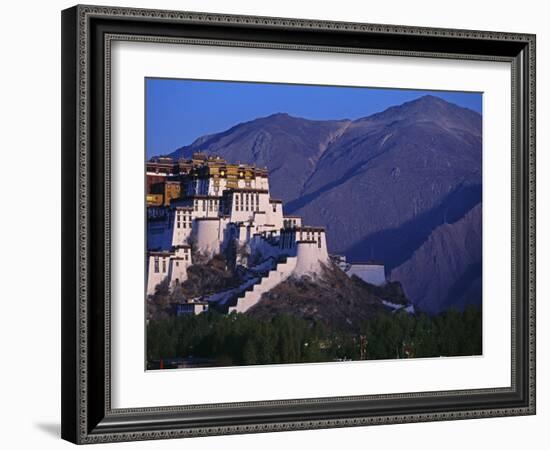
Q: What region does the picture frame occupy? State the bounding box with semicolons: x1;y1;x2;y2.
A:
61;4;536;444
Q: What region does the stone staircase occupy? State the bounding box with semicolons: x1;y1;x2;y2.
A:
226;256;297;313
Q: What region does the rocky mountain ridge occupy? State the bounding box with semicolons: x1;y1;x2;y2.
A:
165;95;482;313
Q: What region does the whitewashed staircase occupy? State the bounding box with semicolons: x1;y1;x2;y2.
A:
227;256;297;313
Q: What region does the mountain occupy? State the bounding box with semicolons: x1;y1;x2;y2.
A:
390;203;482;314
166;95;482;312
170;113;351;203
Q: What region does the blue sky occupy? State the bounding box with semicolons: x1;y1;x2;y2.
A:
146;78;482;158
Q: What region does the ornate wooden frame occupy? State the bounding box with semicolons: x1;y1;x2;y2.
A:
61;4;536;444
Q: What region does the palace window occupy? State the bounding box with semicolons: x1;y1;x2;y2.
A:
154;257;159;273
272;204;277;213
162;260;167;273
177;222;180;228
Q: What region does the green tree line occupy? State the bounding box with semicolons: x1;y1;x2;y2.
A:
147;305;482;368
362;305;482;359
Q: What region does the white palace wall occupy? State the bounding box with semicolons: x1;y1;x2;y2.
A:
171;208;193;246
192;217;231;257
146;253;171;295
293;241;329;277
347;264;386;286
146;158;337;300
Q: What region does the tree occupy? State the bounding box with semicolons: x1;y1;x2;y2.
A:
146;306;483;367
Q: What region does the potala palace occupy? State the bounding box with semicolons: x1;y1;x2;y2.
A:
146;153;385;314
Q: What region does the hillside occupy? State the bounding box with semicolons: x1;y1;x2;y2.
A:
390;202;482;314
165;95;482;313
247;265;409;333
148;254;413;331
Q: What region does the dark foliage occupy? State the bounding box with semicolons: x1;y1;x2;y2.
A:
147;311;352;367
362;304;482;359
147;305;482;368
